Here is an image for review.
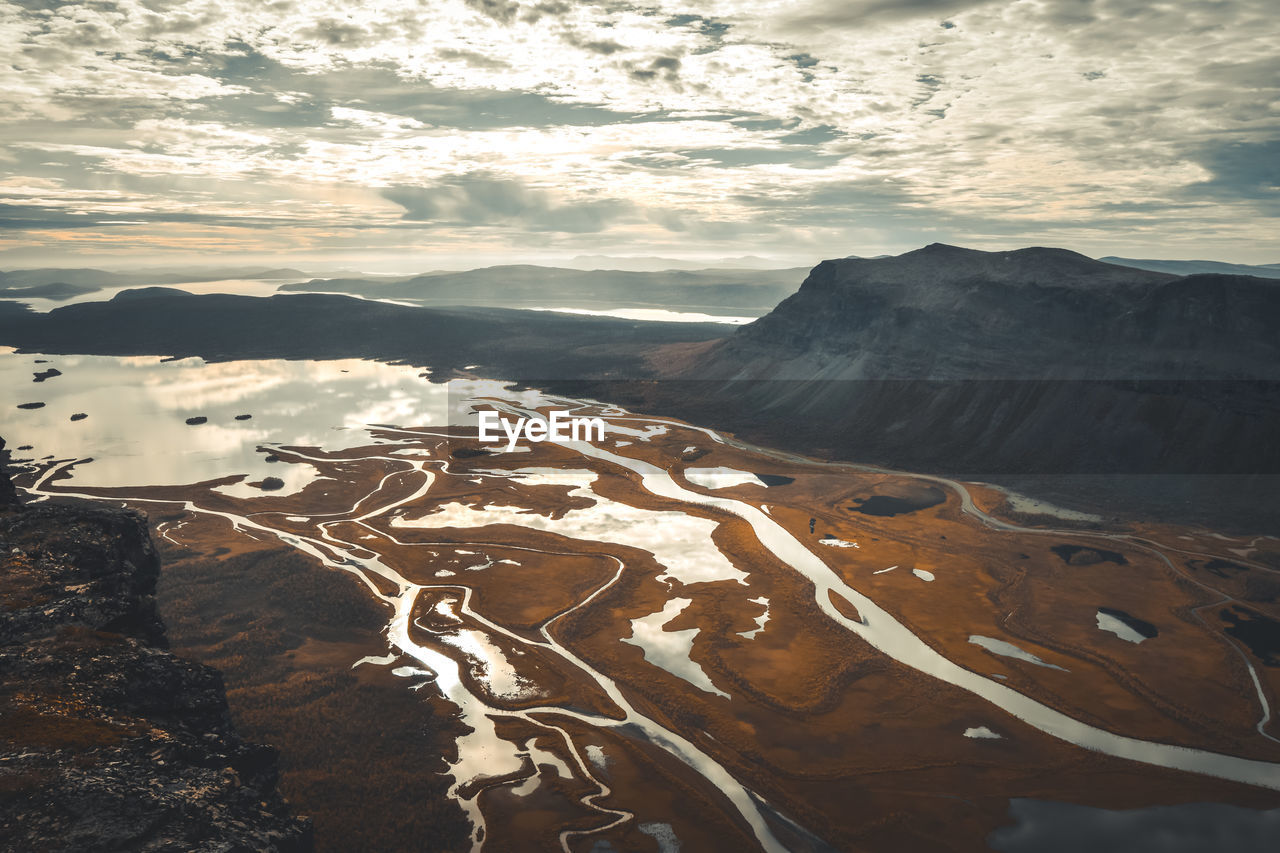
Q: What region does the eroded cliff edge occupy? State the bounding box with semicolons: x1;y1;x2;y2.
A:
0;437;312;852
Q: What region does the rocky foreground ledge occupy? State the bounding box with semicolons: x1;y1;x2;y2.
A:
0;439;312;851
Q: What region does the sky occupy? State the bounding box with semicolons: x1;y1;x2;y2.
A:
1;0;1277;270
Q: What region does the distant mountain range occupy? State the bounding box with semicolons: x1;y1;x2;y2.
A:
281;264;807;314
566;255;789;271
0;263;806;315
1102;256;1280;279
0;267;308;300
0;289;726;379
3;244;1278;528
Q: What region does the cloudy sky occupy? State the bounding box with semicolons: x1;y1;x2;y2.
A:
1;0;1276;269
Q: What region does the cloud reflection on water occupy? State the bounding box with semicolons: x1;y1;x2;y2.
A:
1;348;450;489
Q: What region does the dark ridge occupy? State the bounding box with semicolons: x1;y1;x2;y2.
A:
0;282;101;300
0;441;312;850
282;263;804;312
1102;256;1280;279
185;416;208;425
110;286;199;301
0;267;308;291
0;291;728;381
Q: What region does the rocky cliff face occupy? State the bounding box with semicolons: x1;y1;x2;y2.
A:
0;440;17;508
0;442;312;852
693;244;1279;381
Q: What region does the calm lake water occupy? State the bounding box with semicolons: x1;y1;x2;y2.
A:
1;348;452;490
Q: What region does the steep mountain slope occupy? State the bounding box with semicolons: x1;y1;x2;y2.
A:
691;244;1278;380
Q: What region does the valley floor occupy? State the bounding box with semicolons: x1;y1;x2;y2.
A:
14;393;1280;852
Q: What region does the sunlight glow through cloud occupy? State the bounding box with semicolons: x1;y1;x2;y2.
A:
1;0;1275;265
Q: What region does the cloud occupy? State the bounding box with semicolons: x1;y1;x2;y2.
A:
381;175;636;232
777;0;997;31
559;29;626;55
1184;139;1280;211
0;201;299;230
298;18;370;46
0;0;1275;263
462;0;523;25
436;47;513;69
629;55;682;84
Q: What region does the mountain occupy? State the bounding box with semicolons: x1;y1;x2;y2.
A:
689;244;1278;380
0;289;728;379
126;266;309;281
1101;256;1280;279
281;265;806;314
0;281;102;300
549;244;1280;528
5;247;1279;529
0;438;312;851
566;255;789;271
0;267;309;300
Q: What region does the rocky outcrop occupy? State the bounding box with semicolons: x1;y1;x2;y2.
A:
0;439;17;508
0;446;312;852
